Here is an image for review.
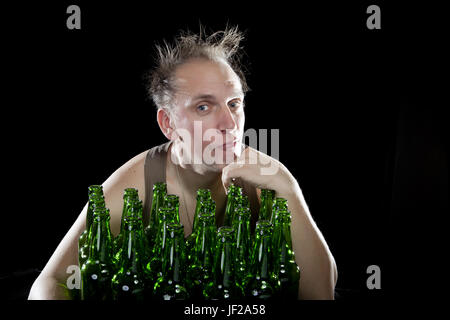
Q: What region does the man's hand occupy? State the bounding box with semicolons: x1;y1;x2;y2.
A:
221;146;300;198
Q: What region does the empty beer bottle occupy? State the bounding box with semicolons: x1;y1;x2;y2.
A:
192;189;212;233
111;210;151;301
258;189;275;221
186;210;217;299
186;191;213;264
232;197;252;288
244;220;280;300
271;197;288;224
114;199;144;265
272;209;300;299
78;185;105;268
147;207;173;283
203;227;244;300
271;197;289;250
144;182;167;249
165;194;180;224
223;184;243;227
113;188;139;255
131;200;152;264
81;207;114;300
153;223;189;300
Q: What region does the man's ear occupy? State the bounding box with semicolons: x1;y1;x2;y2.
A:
157;108;174;140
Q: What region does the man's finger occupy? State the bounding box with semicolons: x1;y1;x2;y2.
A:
222;164;245;191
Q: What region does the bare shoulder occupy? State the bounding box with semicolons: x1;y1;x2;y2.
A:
103;149;148;190
102;149;150;235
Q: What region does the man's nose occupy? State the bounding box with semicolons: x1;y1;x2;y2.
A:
217;105;237;132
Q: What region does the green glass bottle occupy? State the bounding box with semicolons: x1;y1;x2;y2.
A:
186;211;217;299
111;213;151;301
81;207;114;300
271;197;289;250
147;207;172;283
78;185;105;268
192;189;212;232
165;194;180;224
272;209;300;299
258;189;275;221
244;220;280;300
130;199;152;264
203;226;244;300
271;197;288;224
153;223;189;300
223;184;243;227
113;188;139;255
186;191;213;265
144;182;167;250
232;197;252;288
207;199;217;230
113;199;144;265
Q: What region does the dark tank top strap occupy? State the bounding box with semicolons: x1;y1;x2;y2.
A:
142;140;172;226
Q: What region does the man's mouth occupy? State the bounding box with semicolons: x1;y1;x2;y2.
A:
222;139;238;150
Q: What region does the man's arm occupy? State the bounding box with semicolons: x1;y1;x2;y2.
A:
28;150;147;300
28;205;87;300
281;186;337;299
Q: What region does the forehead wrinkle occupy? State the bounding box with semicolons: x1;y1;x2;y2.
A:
172;73;243;108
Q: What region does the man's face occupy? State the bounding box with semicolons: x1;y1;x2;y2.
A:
170;58;245;171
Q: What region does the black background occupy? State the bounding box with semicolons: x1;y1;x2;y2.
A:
1;0;448;304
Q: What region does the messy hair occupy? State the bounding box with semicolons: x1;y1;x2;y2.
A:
145;25;249;112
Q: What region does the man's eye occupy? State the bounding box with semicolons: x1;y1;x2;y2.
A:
197;104;209;112
229;100;242;109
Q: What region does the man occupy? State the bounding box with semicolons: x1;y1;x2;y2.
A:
28;26;337;300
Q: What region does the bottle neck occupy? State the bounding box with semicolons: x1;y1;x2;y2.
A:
277;215;295;264
162;228;185;282
150;189;166;228
86;185;104;228
165;203;180;225
271;198;288;224
86;203;94;231
193;218;216;267
193;196;211;233
153;211;170;257
120;197;137;232
89;213;113;263
118;220;146;272
233;213;251;254
165;195;180;223
170;207;180;225
259;190;274;221
214;240;235;287
252;233;272;280
224;193;240;227
86;196;105;232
